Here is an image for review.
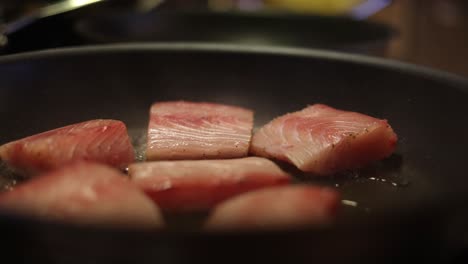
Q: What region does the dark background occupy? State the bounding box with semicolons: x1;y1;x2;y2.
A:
1;0;468;77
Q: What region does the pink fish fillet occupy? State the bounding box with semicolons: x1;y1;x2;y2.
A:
128;157;291;212
146;101;254;160
0;119;135;176
205;185;340;230
0;161;164;228
250;104;398;175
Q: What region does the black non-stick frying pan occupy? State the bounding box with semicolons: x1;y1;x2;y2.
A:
74;11;392;55
0;44;467;263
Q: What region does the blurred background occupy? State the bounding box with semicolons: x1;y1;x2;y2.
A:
0;0;467;77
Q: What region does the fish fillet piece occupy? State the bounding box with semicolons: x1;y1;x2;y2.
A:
128;157;291;212
251;104;398;175
205;185;340;230
0;161;164;229
146;101;253;160
0;119;135;176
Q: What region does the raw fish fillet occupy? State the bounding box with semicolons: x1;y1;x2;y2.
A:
128;157;291;212
251;104;398;175
205;185;339;230
0;119;135;176
0;161;163;228
146;101;253;160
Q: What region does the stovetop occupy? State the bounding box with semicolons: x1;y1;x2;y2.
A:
1;12;87;55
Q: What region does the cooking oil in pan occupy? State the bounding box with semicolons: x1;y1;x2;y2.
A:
367;176;410;188
130;129;147;162
0;162;22;192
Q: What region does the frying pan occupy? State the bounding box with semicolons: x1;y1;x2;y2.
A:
74;11;393;55
0;44;467;263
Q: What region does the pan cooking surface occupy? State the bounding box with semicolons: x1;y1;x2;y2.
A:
0;44;467;228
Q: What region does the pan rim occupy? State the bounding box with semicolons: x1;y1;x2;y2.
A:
0;42;466;90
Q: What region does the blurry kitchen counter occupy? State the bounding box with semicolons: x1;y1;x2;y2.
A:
369;0;468;77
